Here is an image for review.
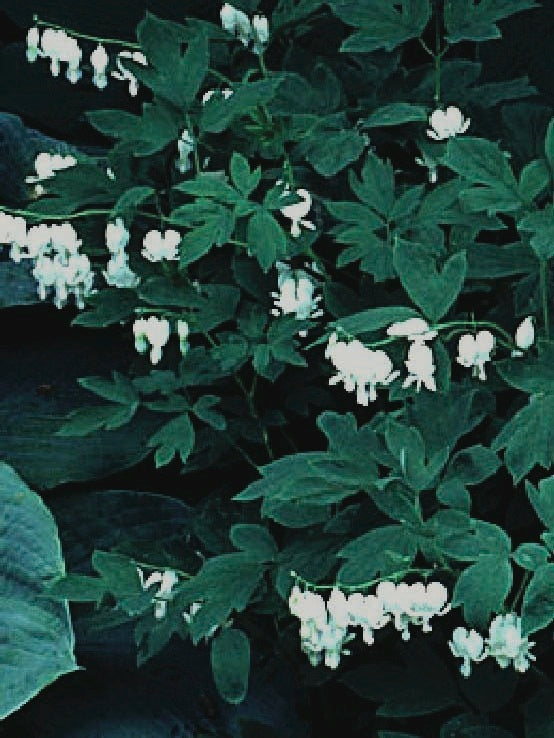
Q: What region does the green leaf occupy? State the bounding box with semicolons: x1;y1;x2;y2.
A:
78;371;138;405
393;240;467;322
200;78;280;134
444;445;500;486
444;0;539;43
0;261;40;308
522;563;554;634
331;306;420;336
172;200;235;266
545;117;554;174
210;628;250;705
56;403;138;436
230;524;278;561
492;394;554;483
71;288;139;327
330;0;432;52
440;519;511;561
517;205;554;261
341;640;459;717
525;476;554;529
0;463;78;719
247;209;287;272
513;543;549;571
179;552;265;643
338;525;418;585
230;152;261;196
295;123;365;176
112;185;155;219
361;103;428;128
192;395;226;430
147;413;195;467
47;573;107;603
496;343;554;395
174;172;241;204
452;554;513;629
136;13;209;108
518;159;550;204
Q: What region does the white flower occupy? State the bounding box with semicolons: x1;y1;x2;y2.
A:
137;567;179;620
486;613;536;673
402;341;437;393
512;316;535;357
449;627;486;677
141;229;181;262
26;26;41;63
176;129;195;174
103;253;140;288
177;319;190;356
133;316;171;364
220;3;252;47
288;585;327;628
40;28;67;77
201;87;233;104
403;581;450;633
278;182;316;237
251;14;269;54
456;330;495;380
26;152;77;184
326;333;400;405
387;317;437;343
91;44;109;90
111;50;147;97
427;106;470;141
0;213;27;256
270;261;323;334
346;592;389;645
105;217;130;253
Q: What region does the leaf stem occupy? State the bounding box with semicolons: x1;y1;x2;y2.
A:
33;15;141;49
539;259;550;340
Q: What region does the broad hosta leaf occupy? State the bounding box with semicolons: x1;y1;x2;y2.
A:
210;628;250;705
444;0;539;43
452;554;513;629
341;640;459;717
521;563;554;635
0;463;77;719
393;240;467;322
329;0;431;52
492;394;554;483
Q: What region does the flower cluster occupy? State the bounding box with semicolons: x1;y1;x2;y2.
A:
132;316;189;364
325;333;400;406
0;213;94;309
427;106;471;141
220;4;269;55
449;613;536;677
271;261;323;335
326;316;534;405
103;218;140;288
289;579;450;669
26;24;147;95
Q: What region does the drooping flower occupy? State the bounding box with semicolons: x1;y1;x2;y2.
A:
402;341;437;393
486;613;536;673
133;316;171;364
111;50;147;97
105;218;130;253
141;229;181;262
251;14;269;54
325;333;400;405
270;261;323;335
449;627;486;678
137;567;179;620
386;317;437;343
177;319;190;356
456;330;495;381
427;106;470;141
512;316;535;357
220;3;252;47
278;183;316;237
176;129;195;174
26;152;77;184
26;26;41;63
90;44;109;90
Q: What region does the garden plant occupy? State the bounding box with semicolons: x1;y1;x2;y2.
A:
2;0;554;735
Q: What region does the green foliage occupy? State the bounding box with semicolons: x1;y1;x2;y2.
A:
210;627;251;704
444;0;539;43
0;463;77;719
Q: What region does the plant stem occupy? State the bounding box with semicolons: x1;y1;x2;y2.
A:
539;259;550;340
33;15;141;49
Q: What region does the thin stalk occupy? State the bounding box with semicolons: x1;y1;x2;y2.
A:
539;259;550;340
33;15;141;49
